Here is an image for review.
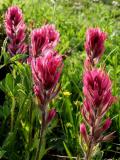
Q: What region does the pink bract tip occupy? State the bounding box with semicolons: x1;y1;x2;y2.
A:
102;118;112;131
47;108;56;123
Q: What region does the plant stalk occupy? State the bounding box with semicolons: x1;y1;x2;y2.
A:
11;96;15;131
84;114;97;160
84;141;93;160
27;97;33;160
35;110;46;160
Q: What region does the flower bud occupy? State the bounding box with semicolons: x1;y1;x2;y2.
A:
47;108;56;123
80;123;89;145
102;118;112;131
101;131;115;142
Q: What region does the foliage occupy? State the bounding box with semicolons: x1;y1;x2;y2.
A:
0;0;120;159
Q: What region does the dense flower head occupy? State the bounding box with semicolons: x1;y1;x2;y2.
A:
83;69;115;114
31;51;63;107
5;6;27;56
30;24;60;57
31;51;63;90
81;68;116;146
85;28;107;61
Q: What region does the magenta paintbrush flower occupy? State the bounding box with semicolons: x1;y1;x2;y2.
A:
5;6;27;56
85;28;107;63
80;28;117;160
31;50;63;108
80;68;116;160
32;51;63;90
30;24;59;57
31;40;62;159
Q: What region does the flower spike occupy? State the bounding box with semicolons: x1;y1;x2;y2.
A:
5;6;27;56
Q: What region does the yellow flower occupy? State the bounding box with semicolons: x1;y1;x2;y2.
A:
63;91;71;96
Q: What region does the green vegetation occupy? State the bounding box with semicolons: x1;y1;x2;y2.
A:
0;0;120;159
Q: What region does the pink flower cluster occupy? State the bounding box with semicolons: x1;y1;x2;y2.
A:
80;28;116;159
4;6;62;125
5;6;27;56
29;24;63;124
4;6;117;159
81;69;116;143
31;51;63;107
4;6;62;158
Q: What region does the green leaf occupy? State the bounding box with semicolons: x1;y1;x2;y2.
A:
3;105;10;120
5;73;14;95
0;147;6;159
1;38;10;64
2;132;15;149
38;137;46;160
63;142;73;160
10;54;28;62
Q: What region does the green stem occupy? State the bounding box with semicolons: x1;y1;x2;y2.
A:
11;96;15;131
85;114;97;160
27;98;33;160
85;141;93;160
35;110;46;160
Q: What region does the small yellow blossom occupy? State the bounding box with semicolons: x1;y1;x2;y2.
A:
63;91;71;96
